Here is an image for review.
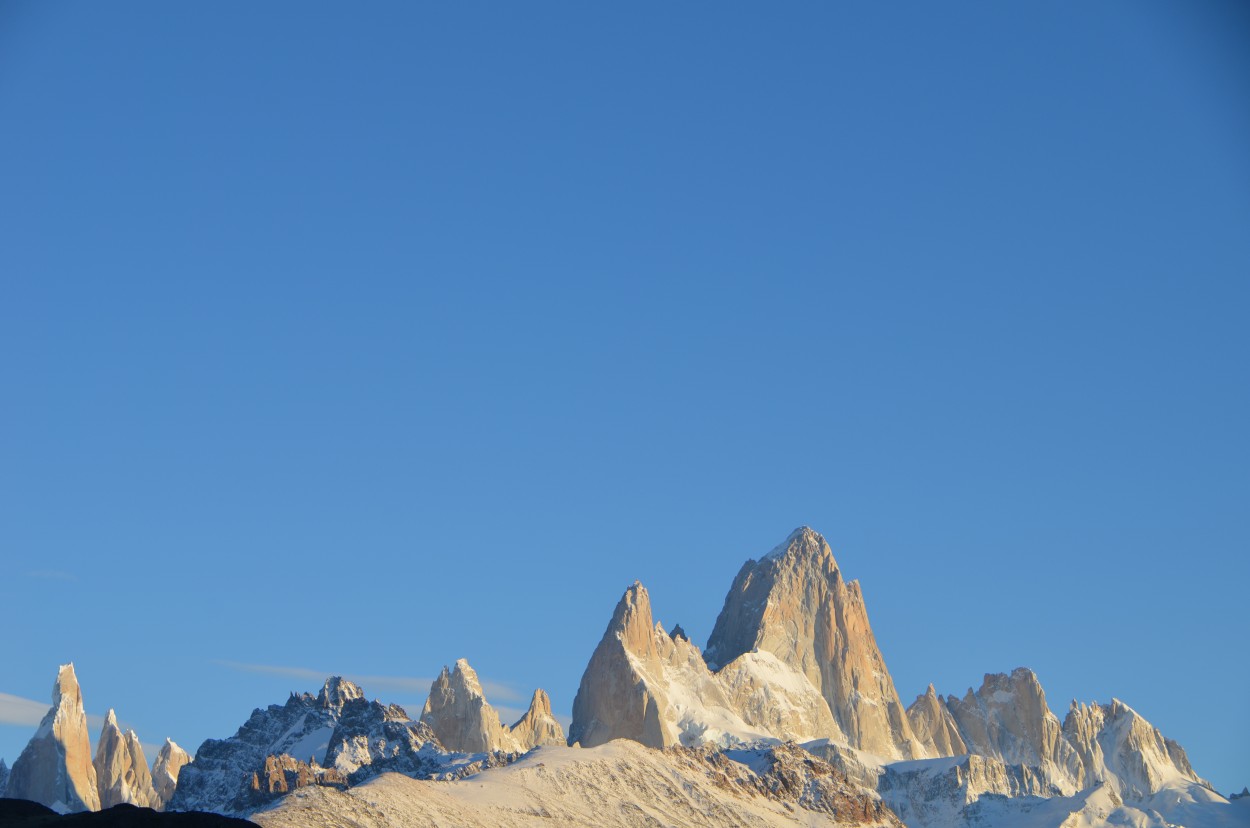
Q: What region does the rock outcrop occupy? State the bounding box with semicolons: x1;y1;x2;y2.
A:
569;580;841;749
420;660;523;753
5;663;101;812
508;689;566;748
418;659;565;752
151;739;192;809
93;709;158;808
943;667;1085;793
906;684;967;758
705;527;923;760
0;757;9;796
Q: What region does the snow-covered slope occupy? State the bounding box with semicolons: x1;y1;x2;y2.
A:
1061;697;1209;800
881;773;1245;828
253;739;903;828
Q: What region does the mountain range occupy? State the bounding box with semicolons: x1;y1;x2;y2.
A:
2;527;1244;827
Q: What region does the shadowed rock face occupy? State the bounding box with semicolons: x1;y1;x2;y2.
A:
94;710;158;809
0;798;258;827
705;527;923;759
6;663;101;812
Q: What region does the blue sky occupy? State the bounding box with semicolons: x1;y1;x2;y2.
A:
1;0;1247;795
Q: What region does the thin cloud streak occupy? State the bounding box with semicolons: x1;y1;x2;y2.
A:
1;693;145;740
213;660;522;703
0;692;47;727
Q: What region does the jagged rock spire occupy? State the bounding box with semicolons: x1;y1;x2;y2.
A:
509;689;566;748
6;663;101;812
944;667;1083;792
94;708;158;808
907;684;967;757
568;582;676;749
151;738;192;810
420;659;521;753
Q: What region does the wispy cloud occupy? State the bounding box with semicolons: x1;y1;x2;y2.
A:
0;693;146;738
0;692;47;727
213;660;522;703
26;570;76;582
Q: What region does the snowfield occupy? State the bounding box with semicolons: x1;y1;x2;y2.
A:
252;740;901;828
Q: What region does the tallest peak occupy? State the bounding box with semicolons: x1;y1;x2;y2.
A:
761;526;832;563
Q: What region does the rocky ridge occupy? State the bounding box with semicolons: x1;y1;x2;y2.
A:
253;739;904;828
168;674;528;815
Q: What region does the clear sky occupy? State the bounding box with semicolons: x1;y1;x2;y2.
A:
1;0;1247;796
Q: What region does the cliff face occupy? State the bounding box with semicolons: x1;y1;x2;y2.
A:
508;689;566;748
93;709;158;809
5;664;101;813
418;658;563;753
705;527;923;759
907;685;967;758
568;580;844;750
151;739;193;809
943;668;1085;793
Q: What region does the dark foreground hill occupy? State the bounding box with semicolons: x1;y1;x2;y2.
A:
0;799;255;828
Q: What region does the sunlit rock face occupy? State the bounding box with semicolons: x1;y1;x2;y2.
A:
508;689;566;748
151;738;193;809
568;579;845;750
420;659;523;754
94;709;159;808
907;684;968;758
705;527;924;759
1061;696;1210;800
6;663;101;813
943;667;1085;793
